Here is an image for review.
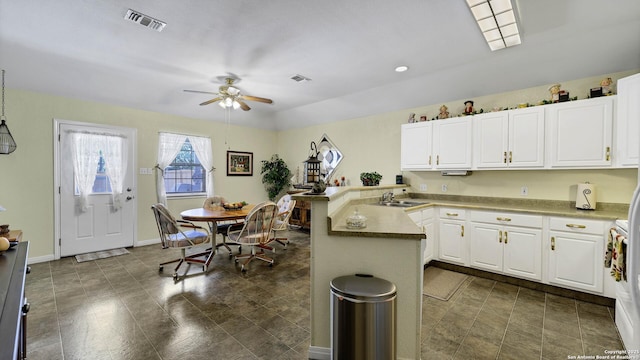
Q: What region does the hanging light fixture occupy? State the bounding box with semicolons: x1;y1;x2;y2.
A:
0;70;17;154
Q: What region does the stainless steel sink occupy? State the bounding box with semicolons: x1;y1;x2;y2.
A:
376;200;426;208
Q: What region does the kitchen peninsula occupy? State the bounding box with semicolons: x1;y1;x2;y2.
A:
292;185;425;360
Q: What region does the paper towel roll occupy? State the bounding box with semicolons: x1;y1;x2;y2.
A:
576;183;596;210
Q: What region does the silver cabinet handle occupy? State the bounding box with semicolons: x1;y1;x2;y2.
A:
566;224;586;229
496;217;511;221
446;212;458;217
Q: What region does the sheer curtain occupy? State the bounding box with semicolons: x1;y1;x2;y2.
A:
70;132;102;212
189;136;215;197
156;133;188;205
102;136;127;210
70;132;128;212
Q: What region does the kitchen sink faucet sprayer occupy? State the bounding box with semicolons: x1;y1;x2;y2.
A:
381;191;395;202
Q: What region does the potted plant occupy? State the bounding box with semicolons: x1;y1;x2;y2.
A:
360;171;382;186
261;154;291;201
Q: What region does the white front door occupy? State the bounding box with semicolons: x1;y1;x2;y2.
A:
56;121;136;257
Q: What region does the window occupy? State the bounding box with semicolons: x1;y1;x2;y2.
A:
164;139;206;195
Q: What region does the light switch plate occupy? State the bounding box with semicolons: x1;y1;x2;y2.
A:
420;184;427;191
442;184;448;192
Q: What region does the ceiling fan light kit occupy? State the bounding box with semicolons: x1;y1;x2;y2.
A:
466;0;521;51
185;77;273;112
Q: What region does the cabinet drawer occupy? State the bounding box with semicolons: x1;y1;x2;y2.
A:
470;211;542;228
549;217;605;235
439;208;466;219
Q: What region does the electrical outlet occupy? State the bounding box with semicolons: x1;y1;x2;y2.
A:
521;186;528;196
441;184;448;192
420;184;427;191
139;168;147;175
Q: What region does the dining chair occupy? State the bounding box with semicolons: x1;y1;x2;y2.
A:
271;194;297;248
227;201;278;271
151;203;214;281
203;196;243;257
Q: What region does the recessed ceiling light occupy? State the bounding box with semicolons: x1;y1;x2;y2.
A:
395;65;409;73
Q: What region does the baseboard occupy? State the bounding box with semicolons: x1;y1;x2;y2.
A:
136;238;160;247
27;254;55;264
308;346;330;360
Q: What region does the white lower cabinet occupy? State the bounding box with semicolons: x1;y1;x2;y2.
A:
547;217;606;293
469;211;542;281
408;208;436;265
438;208;467;266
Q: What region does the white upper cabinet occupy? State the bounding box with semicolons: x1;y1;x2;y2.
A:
473;107;545;169
433;117;473;169
615;74;640;168
546;97;614;168
401;122;433;170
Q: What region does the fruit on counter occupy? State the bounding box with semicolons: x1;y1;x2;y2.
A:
0;236;9;251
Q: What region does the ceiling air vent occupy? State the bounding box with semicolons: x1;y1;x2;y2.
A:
291;74;311;83
124;9;166;32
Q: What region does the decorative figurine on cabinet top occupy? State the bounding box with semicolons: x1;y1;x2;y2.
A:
438;105;449;119
463;100;474;115
408;113;416;123
548;83;561;103
600;77;613;95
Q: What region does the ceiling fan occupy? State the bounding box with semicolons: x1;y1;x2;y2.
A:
184;77;273;111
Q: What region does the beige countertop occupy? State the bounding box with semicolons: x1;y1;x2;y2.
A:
292;186;629;239
328;203;425;239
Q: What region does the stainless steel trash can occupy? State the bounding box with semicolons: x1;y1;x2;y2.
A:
330;274;397;360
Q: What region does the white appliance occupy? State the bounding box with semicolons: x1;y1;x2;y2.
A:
619;72;640;352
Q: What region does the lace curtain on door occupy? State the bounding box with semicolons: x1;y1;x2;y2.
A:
70;132;128;212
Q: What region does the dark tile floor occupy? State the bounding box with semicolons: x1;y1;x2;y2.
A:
25;230;624;360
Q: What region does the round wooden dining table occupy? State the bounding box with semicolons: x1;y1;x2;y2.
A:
180;205;254;255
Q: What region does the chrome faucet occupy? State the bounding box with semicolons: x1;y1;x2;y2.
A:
381;191;395;202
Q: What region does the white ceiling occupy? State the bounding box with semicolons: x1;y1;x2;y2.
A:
0;0;639;130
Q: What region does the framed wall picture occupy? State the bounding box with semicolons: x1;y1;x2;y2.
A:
227;151;253;176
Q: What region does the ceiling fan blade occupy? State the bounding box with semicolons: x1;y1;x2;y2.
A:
242;95;273;104
184;89;219;95
199;97;222;106
237;100;251;111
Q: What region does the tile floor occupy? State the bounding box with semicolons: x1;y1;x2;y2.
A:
25;229;625;360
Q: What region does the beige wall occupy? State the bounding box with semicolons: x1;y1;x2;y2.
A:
277;69;639;204
1;69;637;261
0;91;277;260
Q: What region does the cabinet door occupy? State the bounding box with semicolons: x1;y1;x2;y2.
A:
509;107;545;168
503;226;542;281
469;222;503;272
401;122;433;170
547;97;613;167
473;112;509;168
616;75;640;167
424;218;435;264
548;231;604;293
433;117;473;169
438;220;466;265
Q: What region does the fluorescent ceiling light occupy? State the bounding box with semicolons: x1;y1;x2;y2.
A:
466;0;521;51
395;65;409;72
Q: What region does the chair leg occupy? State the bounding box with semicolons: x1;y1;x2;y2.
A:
216;235;241;257
234;246;274;271
274;237;289;249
